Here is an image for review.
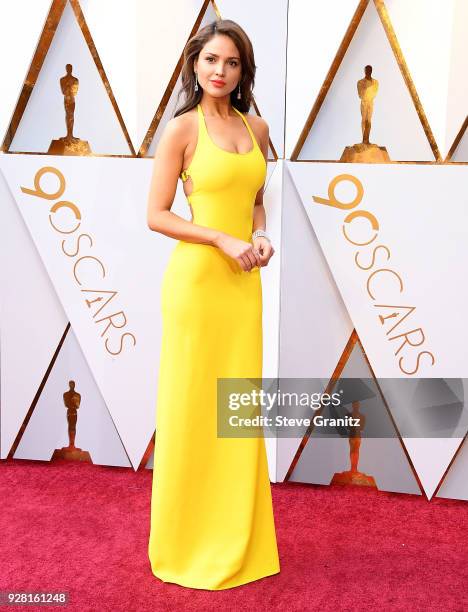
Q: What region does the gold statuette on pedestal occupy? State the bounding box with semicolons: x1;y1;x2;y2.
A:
48;64;92;156
331;400;377;488
52;380;92;462
340;65;390;163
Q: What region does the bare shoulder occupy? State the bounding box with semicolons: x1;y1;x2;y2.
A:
243;113;269;142
248;113;269;128
242;112;269;151
161;109;197;147
244;112;269;133
168;108;197;129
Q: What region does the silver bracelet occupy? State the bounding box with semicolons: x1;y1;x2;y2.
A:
252;229;271;242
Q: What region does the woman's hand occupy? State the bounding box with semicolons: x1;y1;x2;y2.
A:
253;236;275;267
215;233;262;272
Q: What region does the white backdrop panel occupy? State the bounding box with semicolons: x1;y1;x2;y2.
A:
297;1;434;161
384;0;453;157
276;163;354;482
0;0;51;145
1;155;169;467
386;0;468;159
451;129;468;162
288;341;422;495
445;0;468;158
13;326;132;468
9;1;132;155
0;163;69;459
287;162;468;378
260;161;283;481
287;161;468;496
285;0;362;158
80;0;206;152
436;437;468;501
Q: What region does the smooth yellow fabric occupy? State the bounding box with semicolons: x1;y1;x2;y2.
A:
148;103;280;590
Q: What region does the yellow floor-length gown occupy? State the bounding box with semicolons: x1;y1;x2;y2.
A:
148;102;280;590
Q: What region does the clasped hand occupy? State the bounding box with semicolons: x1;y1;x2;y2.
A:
216;233;275;272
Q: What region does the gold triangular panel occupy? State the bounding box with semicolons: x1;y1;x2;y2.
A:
287;339;422;496
292;0;438;162
12;324;132;468
5;0;134;156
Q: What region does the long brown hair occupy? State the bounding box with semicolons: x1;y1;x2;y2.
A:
173;19;256;117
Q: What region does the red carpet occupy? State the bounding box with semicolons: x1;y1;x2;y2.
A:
0;458;467;611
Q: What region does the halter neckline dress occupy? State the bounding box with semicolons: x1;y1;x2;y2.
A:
148;102;280;590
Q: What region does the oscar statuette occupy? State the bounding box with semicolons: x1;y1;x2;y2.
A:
52;380;92;462
331;400;377;487
340;65;390;163
48;64;92;155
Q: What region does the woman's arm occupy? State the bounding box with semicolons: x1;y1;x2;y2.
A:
146;116;221;246
146;113;261;271
252;118;269;233
251;118;275;267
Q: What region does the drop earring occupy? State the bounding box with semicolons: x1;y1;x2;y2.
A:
194;71;199;92
237;81;241;100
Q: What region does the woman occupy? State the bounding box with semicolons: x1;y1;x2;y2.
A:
146;18;280;590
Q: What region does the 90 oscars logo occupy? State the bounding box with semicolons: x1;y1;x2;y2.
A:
313;173;435;375
21;165;136;356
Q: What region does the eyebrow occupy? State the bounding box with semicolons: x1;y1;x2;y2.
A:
204;51;240;60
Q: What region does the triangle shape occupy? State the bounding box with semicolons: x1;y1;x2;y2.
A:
436;435;468;501
401;438;464;500
277;331;358;483
294;0;437;161
7;0;133;156
0;164;69;458
287;160;468;497
276;163;354;482
139;433;155;470
445;0;468;160
0;0;52;146
13;325;132;467
287;340;422;496
279;163;354;378
448;117;468;162
1;154;185;468
383;0;454;157
285;0;364;158
379;378;468;498
287;161;468;378
386;0;468;160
